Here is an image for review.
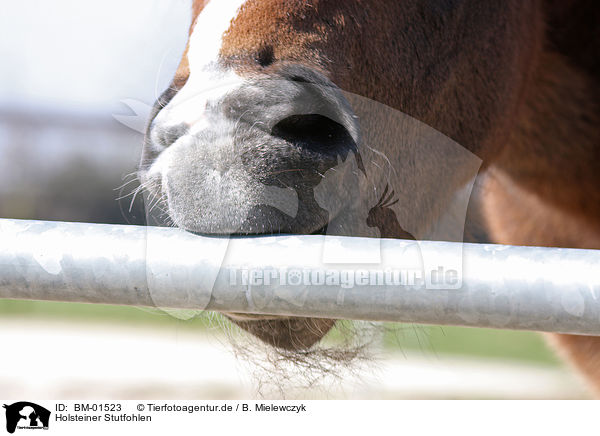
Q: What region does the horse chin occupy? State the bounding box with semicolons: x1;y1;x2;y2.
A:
225;314;337;351
215;223;335;351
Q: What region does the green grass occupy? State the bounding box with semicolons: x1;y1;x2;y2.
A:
0;299;559;365
381;323;559;365
0;299;214;329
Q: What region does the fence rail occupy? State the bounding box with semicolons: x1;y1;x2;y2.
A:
0;218;598;335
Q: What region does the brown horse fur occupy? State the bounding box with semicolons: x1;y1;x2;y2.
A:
150;0;599;393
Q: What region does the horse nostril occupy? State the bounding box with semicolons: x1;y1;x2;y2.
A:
152;122;189;149
270;114;356;154
255;45;275;67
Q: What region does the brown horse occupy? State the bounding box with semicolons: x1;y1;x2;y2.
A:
139;0;600;392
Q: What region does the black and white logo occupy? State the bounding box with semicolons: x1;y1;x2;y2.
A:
3;402;50;434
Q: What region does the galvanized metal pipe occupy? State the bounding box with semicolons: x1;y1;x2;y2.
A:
0;218;598;335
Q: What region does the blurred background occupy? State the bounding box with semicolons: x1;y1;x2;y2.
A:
0;0;591;399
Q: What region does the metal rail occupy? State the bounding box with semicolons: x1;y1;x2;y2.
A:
0;218;598;335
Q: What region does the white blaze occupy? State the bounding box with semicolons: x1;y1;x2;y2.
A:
187;0;248;72
158;0;248;128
